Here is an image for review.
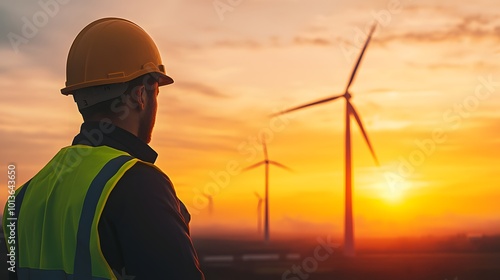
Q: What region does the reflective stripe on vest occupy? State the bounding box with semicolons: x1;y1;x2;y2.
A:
3;145;140;279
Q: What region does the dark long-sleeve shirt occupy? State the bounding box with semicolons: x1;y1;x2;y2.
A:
74;122;205;279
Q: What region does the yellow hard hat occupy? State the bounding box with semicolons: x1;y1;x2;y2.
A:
61;17;173;96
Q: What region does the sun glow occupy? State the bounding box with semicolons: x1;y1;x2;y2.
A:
376;179;412;204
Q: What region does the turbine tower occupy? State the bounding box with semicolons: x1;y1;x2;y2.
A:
243;139;292;242
254;192;263;234
204;194;213;216
274;24;379;256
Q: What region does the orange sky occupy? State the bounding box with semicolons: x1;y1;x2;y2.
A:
1;0;499;239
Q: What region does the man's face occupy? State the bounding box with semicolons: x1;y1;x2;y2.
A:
138;81;159;143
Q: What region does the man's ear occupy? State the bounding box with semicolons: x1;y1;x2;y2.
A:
129;85;147;110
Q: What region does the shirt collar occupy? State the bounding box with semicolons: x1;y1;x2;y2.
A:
72;121;158;163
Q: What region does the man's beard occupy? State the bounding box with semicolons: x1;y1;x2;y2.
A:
138;100;156;143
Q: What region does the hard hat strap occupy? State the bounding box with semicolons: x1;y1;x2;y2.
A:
73;83;128;110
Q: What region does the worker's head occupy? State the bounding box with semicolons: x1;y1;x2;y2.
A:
61;17;173;143
77;74;159;143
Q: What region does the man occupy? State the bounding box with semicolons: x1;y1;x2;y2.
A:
3;18;205;279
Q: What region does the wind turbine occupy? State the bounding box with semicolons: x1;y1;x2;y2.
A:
254;192;263;234
273;24;379;256
204;194;214;216
243;139;292;242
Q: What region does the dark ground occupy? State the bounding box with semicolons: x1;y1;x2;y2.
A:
200;251;500;280
194;236;500;280
0;235;499;279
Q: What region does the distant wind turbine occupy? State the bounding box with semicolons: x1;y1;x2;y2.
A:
273;24;379;256
254;192;263;234
204;194;213;216
243;139;292;242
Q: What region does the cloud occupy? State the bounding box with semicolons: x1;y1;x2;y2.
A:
153;94;254;154
377;22;500;45
287;3;500;48
0;6;20;48
154;134;240;153
167;13;500;52
406;61;496;71
0;1;86;79
212;39;262;49
0;128;72;185
293;36;332;46
174;81;231;98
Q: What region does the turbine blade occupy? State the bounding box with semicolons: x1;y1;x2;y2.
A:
272;94;344;116
344;23;377;93
242;161;266;172
348;102;379;166
254;192;262;199
268;160;294;172
262;139;268;160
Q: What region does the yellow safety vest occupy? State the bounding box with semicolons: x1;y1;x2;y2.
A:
2;145;152;279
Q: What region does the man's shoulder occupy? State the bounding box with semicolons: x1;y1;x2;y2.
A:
118;161;174;192
129;160;171;179
103;161;182;219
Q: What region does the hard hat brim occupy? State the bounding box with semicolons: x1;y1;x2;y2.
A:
61;71;173;95
154;72;175;87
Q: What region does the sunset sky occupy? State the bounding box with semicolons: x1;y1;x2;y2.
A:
1;0;499;239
